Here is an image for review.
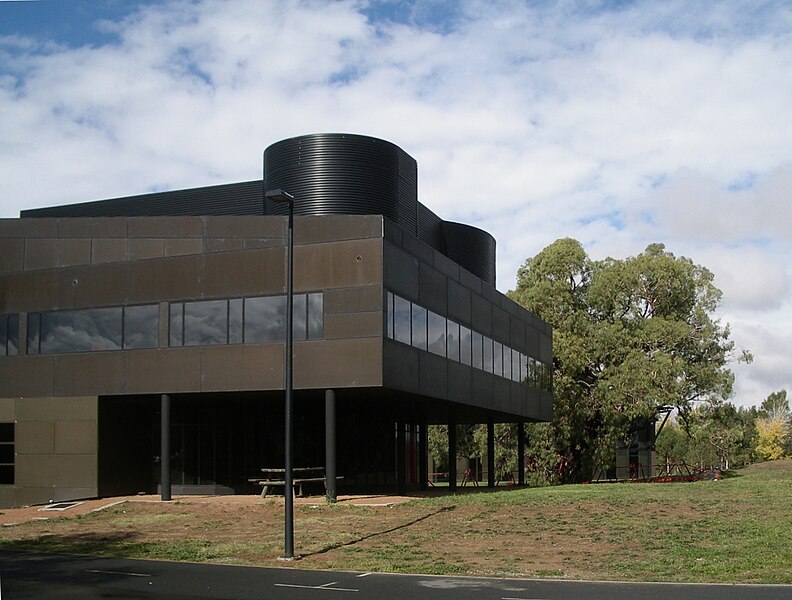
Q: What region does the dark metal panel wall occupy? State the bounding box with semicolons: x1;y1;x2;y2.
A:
416;203;443;253
22;181;263;218
264;133;418;233
442;221;497;286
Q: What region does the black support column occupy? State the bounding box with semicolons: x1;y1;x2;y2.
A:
160;394;171;501
325;389;337;503
396;421;406;495
487;418;495;488
448;411;457;492
418;418;428;491
518;422;526;486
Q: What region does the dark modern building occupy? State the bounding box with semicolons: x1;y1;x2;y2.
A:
0;133;552;508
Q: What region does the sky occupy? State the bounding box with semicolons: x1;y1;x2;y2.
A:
1;0;790;409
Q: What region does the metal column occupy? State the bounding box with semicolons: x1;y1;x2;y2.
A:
325;389;337;503
487;418;495;488
160;394;171;502
518;422;526;486
448;411;457;492
396;421;406;495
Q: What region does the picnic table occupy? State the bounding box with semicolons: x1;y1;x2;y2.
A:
249;467;341;498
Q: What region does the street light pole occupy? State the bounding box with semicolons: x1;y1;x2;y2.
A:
265;187;295;559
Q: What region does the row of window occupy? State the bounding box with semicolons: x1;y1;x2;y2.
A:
21;293;324;355
0;422;14;485
169;293;323;347
0;314;19;356
385;292;552;392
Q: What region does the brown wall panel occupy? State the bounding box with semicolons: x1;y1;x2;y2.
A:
15;421;55;454
0;218;57;239
127;217;203;238
54;353;125;396
0;358;55;397
57;217;127;238
295;338;382;389
294;238;382;291
204;216;284;239
201;345;283;392
324;286;382;315
202;247;285;298
15;454;97;488
127;238;165;261
125;255;203;304
323;312;382;339
24;238;58;270
91;238;126;264
164;238;204;257
124;349;203;394
15;396;97;421
55;420;97;454
383;242;419;301
57;238;91;267
295;215;382;245
0;239;24;274
63;263;127;308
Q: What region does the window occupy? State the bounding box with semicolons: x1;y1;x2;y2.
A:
459;325;472;366
393;295;411;344
184;300;228;346
446;320;460;362
0;314;19;356
307;293;323;340
40;307;123;353
472;331;483;370
123;305;159;349
511;349;521;383
411;304;427;350
493;341;503;377
483;336;493;373
0;423;14;484
229;299;243;344
245;296;286;342
427;311;446;357
386;292;394;339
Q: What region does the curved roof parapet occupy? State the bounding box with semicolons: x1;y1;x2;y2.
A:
265;133;496;286
442;221;497;286
264;133;418;234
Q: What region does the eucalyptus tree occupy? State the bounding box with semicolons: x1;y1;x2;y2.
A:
509;238;745;482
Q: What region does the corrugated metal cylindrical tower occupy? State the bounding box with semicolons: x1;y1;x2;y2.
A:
443;222;497;286
263;133;418;235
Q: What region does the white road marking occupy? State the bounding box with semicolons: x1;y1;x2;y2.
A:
85;569;152;577
356;572;374;577
275;581;359;592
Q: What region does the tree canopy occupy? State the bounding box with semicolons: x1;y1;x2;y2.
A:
508;238;744;481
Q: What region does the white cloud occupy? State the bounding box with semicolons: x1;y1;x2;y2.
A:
0;0;791;408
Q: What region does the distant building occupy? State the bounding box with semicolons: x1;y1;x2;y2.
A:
0;133;552;508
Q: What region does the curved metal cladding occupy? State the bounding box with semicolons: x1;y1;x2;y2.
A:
263;133;418;235
442;222;497;286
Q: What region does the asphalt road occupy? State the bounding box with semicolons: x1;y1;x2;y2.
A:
1;550;790;599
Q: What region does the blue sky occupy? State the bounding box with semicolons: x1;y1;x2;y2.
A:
1;0;791;408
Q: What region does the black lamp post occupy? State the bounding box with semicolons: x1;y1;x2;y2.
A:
265;187;295;559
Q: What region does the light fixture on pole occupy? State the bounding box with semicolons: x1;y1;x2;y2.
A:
265;187;296;559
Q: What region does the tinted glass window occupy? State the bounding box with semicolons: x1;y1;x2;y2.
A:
483;336;493;373
184;300;228;346
493;341;503;376
27;313;41;355
512;349;521;382
229;299;243;344
472;331;483;369
393;295;411;345
308;293;323;339
7;315;18;356
0;317;6;357
245;295;286;342
123;304;159;349
411;304;427;350
41;307;122;353
527;357;536;387
169;303;184;346
446;320;460;362
292;294;307;341
459;325;472;366
386;292;394;339
427;311;446;357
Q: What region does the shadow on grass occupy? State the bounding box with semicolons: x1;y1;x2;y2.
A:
302;505;457;558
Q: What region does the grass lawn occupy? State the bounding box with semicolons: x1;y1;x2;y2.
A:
1;460;790;583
